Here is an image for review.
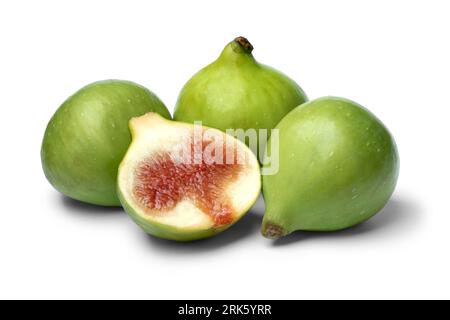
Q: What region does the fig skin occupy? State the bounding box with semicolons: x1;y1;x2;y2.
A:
261;97;399;239
119;196;231;241
41;80;171;206
174;37;307;156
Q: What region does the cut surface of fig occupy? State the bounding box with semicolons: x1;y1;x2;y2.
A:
117;113;261;241
132;142;242;227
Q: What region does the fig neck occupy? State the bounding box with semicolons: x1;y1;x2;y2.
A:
217;37;257;66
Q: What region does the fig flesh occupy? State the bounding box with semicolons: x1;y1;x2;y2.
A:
41;80;171;206
262;97;399;239
117;113;261;241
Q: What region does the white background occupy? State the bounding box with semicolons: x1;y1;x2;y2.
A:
0;0;449;299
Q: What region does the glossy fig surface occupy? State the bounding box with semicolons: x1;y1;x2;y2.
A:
174;37;307;158
262;97;399;239
41;80;171;206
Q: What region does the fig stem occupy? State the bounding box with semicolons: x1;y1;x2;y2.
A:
232;36;254;54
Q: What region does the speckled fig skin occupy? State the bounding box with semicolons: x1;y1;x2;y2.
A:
174;37;308;157
261;97;399;239
41;80;171;206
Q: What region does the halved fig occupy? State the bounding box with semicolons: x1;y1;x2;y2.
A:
117;113;261;241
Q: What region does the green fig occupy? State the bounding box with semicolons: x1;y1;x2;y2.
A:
174;36;308;158
41;80;171;206
262;97;399;239
117;113;261;241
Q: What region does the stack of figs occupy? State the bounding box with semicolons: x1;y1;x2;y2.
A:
41;37;399;241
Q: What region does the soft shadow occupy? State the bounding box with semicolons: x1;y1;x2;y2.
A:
60;194;124;215
272;196;422;246
143;195;266;253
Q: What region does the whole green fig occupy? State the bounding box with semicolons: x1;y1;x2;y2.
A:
174;36;307;157
41;80;171;206
262;97;399;239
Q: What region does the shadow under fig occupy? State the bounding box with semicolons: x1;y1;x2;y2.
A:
59;191;419;250
272;196;422;246
60;194;124;215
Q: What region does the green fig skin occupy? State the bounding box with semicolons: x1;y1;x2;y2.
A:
261;97;399;239
41;80;171;206
173;37;307;157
